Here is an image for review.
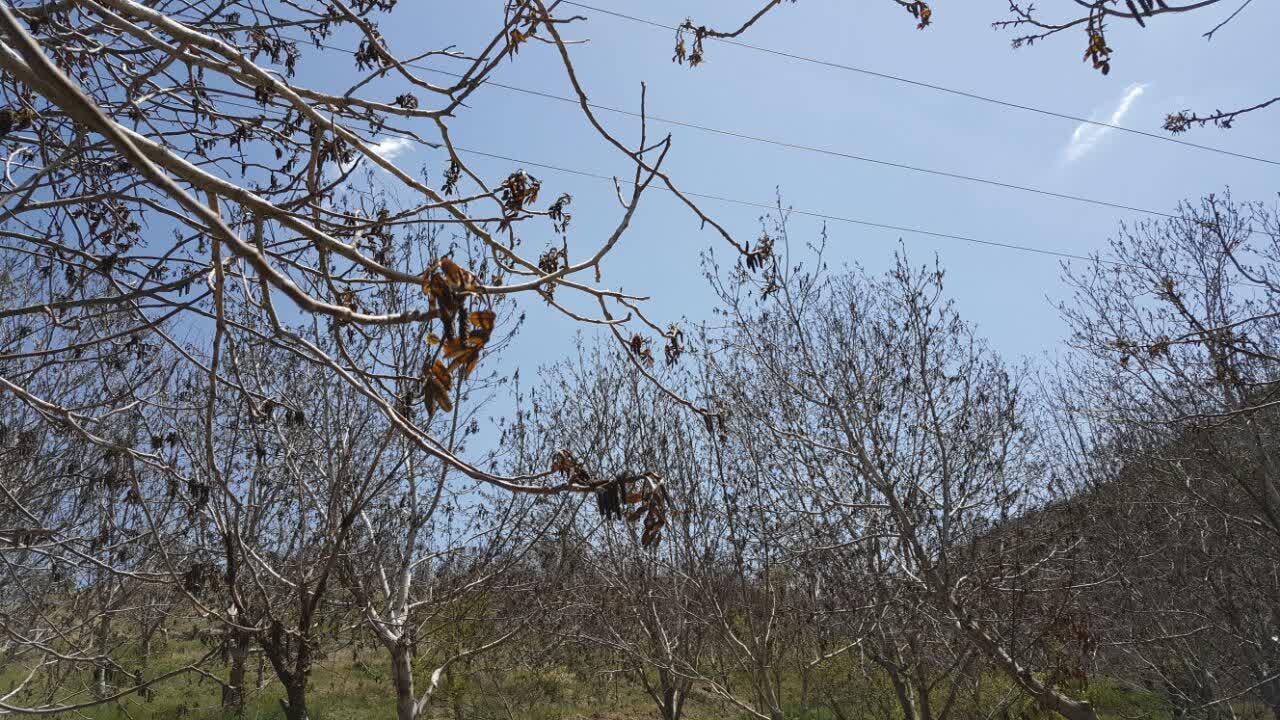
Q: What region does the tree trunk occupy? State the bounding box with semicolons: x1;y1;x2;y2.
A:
1259;674;1280;720
279;682;309;720
659;683;683;720
223;630;250;715
800;666;811;717
886;670;919;720
391;645;418;720
93;612;112;698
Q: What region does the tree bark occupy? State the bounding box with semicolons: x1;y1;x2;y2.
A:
391;645;417;720
659;682;683;720
222;630;250;715
279;682;309;720
1259;675;1280;720
93;612;112;698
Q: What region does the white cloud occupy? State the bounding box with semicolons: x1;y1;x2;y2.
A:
1063;83;1147;164
369;136;414;161
337;136;415;176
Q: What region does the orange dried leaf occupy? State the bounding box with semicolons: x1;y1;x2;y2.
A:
423;359;454;415
439;257;476;291
469;310;496;333
442;337;485;378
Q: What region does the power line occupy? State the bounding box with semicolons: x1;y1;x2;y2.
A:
440;144;1270;286
195;97;1243;281
450;146;1113;267
212;85;1116;265
561;0;1280;168
301;39;1242;229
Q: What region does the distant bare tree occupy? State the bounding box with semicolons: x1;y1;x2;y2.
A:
1061;191;1280;718
515;347;719;720
169;342;389;720
702;212;1101;720
0;261;206;713
341;415;562;720
690;424;820;720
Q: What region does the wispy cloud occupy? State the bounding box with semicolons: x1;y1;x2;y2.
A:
337;136;415;175
1063;83;1147;164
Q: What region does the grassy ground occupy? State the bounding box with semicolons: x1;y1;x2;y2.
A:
2;637;1269;720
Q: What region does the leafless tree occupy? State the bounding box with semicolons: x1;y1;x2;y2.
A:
1060;191;1280;718
0;0;738;509
341;415;565;720
701;212;1101;720
167;341;391;720
0;257;208;713
689;424;818;720
0;0;755;711
513;346;721;720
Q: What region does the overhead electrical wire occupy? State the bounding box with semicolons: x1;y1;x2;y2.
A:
190;94;1280;294
450;146;1266;288
299;39;1256;230
452;145;1112;266
150;88;1272;292
205;95;1123;268
560;0;1279;167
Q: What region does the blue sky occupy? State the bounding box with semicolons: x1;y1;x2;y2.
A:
302;0;1279;386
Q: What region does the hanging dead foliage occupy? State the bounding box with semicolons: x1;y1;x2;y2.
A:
629;334;655;369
